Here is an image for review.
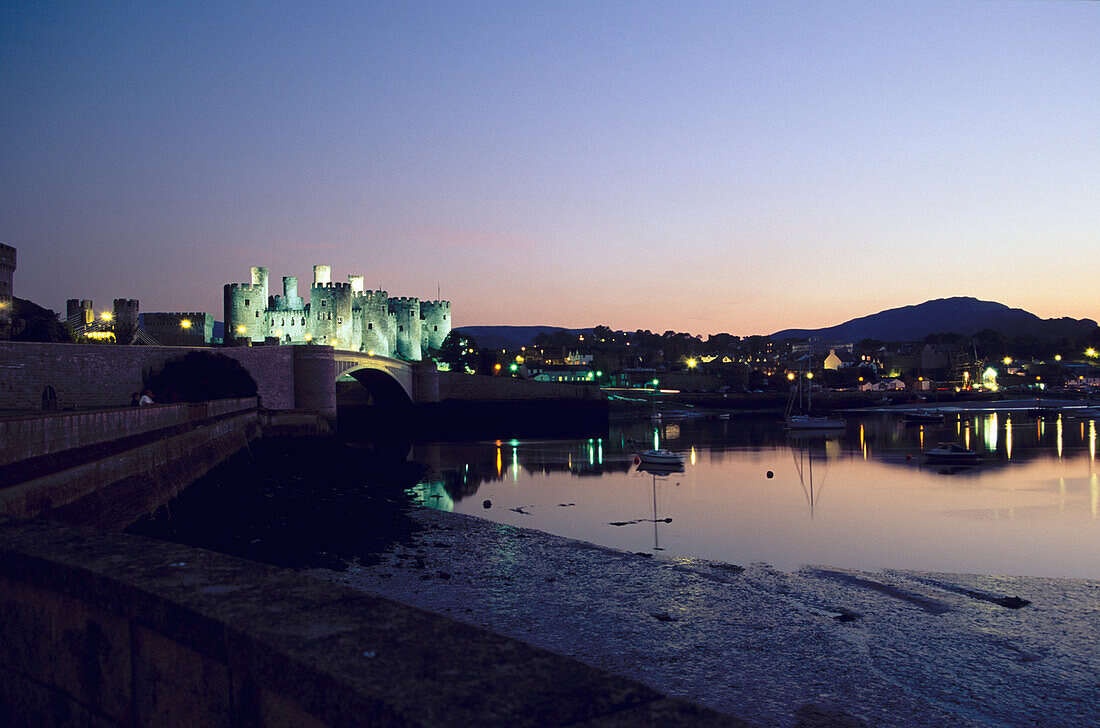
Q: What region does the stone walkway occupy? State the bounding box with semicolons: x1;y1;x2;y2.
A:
318;508;1100;728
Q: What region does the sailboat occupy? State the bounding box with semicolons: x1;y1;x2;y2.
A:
784;353;845;431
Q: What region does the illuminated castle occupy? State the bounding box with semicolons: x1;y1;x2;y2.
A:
223;266;450;360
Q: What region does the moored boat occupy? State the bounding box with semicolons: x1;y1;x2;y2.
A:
922;443;980;464
637;449;684;466
904;411;944;424
785;413;846;430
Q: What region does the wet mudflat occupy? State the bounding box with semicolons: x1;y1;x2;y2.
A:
318;507;1100;728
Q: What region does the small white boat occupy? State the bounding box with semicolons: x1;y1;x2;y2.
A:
638;449;684;466
922;443;980;464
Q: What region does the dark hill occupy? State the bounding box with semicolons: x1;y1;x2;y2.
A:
771;297;1098;343
454;325;588;350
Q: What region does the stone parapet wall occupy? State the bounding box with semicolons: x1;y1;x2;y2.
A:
0;516;747;728
0;403;263;529
0;398;257;468
0;341;298;412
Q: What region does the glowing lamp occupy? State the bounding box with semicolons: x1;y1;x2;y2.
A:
180;319;191;329
101;312;112;322
787;372;795;381
236;325;246;334
1003;357;1013;365
686;359;697;369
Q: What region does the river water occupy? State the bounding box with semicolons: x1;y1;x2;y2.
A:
412;410;1100;578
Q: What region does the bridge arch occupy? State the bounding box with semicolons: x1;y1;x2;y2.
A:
337;366;413;406
333;351;416;407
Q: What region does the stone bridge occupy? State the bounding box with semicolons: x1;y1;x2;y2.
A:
0;342;439;419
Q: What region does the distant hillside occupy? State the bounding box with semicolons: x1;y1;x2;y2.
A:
771;297;1098;343
454;325;588;350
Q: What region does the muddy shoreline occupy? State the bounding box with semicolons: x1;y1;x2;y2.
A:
317;507;1100;728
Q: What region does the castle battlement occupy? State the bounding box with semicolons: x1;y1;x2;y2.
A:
225;265;450;360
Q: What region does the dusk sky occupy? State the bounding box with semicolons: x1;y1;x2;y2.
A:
2;1;1097;336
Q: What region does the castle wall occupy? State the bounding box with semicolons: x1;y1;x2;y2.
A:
224;266;447;361
264;307;309;344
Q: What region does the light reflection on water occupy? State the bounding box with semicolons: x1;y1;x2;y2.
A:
413;414;1100;578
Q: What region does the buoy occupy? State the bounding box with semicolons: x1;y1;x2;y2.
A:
482;500;492;509
766;470;774;479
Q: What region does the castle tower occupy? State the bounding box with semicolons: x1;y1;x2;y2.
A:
389;297;422;361
65;299;94;329
357;289;391;356
112;298;139;345
348;274;364;294
420;300;451;353
0;244;15;341
313;265;331;286
250;267;269;306
224;266;271;344
282;276;303;310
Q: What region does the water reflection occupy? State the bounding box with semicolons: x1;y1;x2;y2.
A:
411;413;1100;578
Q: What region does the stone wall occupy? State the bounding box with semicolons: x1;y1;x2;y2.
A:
0;398;255;468
438;371;605;401
0;516;745;728
0;399;263;529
